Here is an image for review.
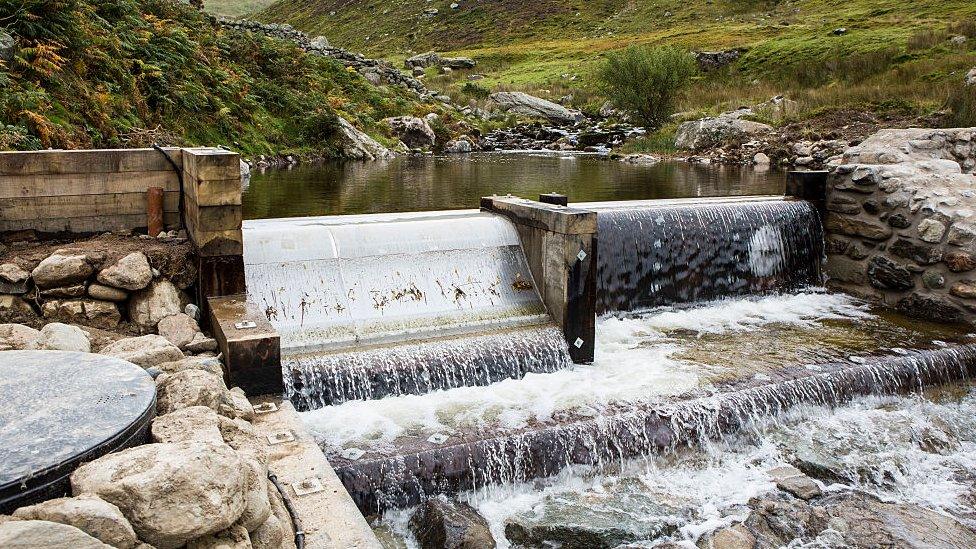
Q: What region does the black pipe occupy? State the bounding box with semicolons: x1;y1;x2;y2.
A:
268;472;306;549
151;144;186;231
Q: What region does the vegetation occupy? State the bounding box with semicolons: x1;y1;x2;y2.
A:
596;46;697;129
203;0;277;17
257;0;976;127
0;0;438;154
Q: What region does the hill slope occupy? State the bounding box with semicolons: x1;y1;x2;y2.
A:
0;0;435;155
258;0;976;121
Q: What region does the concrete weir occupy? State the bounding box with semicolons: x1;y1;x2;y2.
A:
243;210;570;408
332;344;976;514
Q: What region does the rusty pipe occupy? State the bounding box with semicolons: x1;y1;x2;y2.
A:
147;186;164;237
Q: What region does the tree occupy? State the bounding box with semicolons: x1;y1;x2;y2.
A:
596;45;697;129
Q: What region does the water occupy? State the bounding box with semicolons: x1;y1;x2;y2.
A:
243;154;785;219
379;384;976;548
590;198;823;313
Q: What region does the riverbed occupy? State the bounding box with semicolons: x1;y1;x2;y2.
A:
243;154;785;219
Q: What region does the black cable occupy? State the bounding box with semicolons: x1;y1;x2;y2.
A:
151;144;186;232
268;472;307;549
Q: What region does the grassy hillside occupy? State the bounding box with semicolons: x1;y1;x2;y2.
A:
258;0;976;123
0;0;437;155
204;0;277;17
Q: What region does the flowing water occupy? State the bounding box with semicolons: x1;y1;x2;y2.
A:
243;155;785;219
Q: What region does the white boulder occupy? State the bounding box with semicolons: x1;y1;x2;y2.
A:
96;252;152;291
100;334;184;368
12;494;139;549
39;323;91;353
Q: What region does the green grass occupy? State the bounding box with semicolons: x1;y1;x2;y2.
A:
257;0;976;125
204;0;278;17
0;0;445;154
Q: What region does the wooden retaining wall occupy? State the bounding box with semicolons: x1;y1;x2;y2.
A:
0;148;187;234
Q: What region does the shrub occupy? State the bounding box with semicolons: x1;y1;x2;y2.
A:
461;81;491;99
595;45;697;129
948;84;976;127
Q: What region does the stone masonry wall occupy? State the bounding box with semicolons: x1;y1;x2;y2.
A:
824;128;976;323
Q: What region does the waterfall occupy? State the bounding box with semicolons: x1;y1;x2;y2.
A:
588;198;824;314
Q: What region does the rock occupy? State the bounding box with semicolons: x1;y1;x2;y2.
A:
951;281;976;299
40;284;87;299
694;49;741;71
823;215;892;241
309;35;329;48
88;283;128;302
922;270;946;289
888;239;943;265
833;27;847;35
826;194;861;214
12;494;139;549
185;332;219;353
444;138;474;154
0;520;111;548
84;300;122;329
0;295;37;322
675;115;772;150
621;154;659;165
156;355;225;376
966;68;976;87
156;369;235;417
32;254;94;289
898;293;964;322
951;35;968;46
236;457;272;533
404;51;475;70
261;480;296;549
128;279;183;329
488;92;581;125
917;218;947;243
0;323;41;350
0;29;15;62
185;303;202;321
39;322;91;352
867;256;915;291
157;313;201;350
753;152;770;165
385;116;437;149
71;442;248;549
151;405;225;444
504;479;682;548
187;524;251;549
337;117;394;161
698;524;755;549
101;334;184;368
409;496;496;549
226;387;256;421
945;251;976;272
96;252;152;291
948;222;976;246
768;465;822;500
250;513;286;549
887;213;912;229
755;95;798;121
0;263;30;294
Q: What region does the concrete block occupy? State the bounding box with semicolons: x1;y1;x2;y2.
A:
209;295;281;396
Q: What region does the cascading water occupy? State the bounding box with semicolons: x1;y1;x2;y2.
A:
586;197;824;313
243;210;573;409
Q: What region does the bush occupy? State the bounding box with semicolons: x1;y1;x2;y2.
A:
596;45;697;129
461;81;491;100
948;84;976;127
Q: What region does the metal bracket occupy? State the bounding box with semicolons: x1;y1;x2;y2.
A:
576;249;587;261
266;430;296;445
292;477;325;497
234;321;257;330
253;402;278;414
574;337;584;349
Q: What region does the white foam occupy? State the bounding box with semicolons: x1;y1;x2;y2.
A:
302;290;872;454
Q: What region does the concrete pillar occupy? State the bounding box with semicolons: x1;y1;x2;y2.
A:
209;295;282;396
481;196;596;363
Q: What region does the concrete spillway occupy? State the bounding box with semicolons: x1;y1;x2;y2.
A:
585;197;824;314
243;210;569;409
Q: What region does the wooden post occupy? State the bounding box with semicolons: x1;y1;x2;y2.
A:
147;187;164;236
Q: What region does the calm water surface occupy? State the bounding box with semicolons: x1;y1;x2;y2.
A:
243;152;786;219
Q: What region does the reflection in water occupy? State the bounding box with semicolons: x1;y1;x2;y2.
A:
243;153;786;219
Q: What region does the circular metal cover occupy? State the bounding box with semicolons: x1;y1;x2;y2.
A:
0;350;156;512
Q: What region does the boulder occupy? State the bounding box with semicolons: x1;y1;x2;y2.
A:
309;35;330;49
157;313;201;350
0;520;111;548
70;442;249;549
250;513;286;549
867;256;915;291
768;465;822;500
39;322;91;353
84;300;122;329
128;280;183;329
264;480;296;548
966;68;976;87
31;254;94;289
236;457;272;533
488;92;581;125
41;284;87;298
151;405;225;445
97;252;152;291
385;116;437;149
0;323;42;350
187;524;251;549
100;334;184;368
675;115;772;150
0;262;30;294
0;29;15;62
917;218;947;243
409;496;496;549
184;332;219;353
156;355;225;376
444;138;474;154
156;369;233;416
12;494;139;549
88;283;128;302
504;478;683;548
337;117;394;161
698;524;755;549
823;215;892;241
0;295;37;322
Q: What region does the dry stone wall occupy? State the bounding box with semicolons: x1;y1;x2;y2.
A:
824;128;976;323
